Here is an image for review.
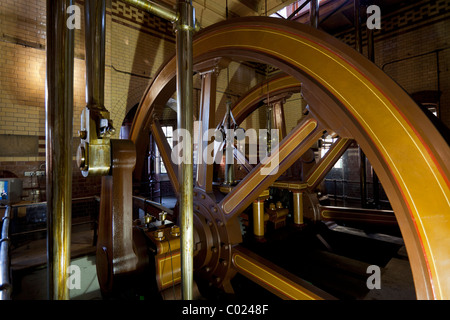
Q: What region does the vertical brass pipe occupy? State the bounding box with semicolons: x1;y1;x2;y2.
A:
122;0;179;23
45;0;74;300
253;200;265;238
367;28;374;62
354;0;362;53
293;191;304;226
176;0;195;300
310;0;319;28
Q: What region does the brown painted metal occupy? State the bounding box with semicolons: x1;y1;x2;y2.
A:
96;140;140;295
45;0;74;300
231;246;335;300
319;206;397;226
151;119;180;195
233;146;254;173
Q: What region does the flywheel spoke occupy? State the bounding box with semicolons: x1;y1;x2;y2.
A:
196;64;218;193
220;114;325;220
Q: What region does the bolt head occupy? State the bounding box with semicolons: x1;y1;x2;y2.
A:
154;230;165;241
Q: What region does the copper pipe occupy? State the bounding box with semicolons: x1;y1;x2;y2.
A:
45;0;74;300
176;0;195;300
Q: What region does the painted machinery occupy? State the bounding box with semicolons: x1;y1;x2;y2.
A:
86;17;450;300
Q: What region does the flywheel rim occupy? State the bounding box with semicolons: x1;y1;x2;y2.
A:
130;17;450;300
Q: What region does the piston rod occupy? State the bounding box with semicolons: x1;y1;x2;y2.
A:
123;0;179;23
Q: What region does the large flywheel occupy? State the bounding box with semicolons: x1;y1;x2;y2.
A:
129;17;450;300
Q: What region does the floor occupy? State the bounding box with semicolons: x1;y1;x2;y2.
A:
10;227;102;300
7;198;416;300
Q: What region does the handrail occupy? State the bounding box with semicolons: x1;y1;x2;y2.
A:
0;206;11;300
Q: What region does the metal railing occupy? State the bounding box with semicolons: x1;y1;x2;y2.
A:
0;206;11;300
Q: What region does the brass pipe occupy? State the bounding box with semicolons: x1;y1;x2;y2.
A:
293;191;304;226
252;200;265;237
176;0;195;300
45;0;74;300
0;206;11;300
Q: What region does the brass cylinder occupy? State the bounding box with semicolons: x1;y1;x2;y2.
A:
45;0;74;300
253;200;265;237
176;0;195;301
293;192;304;225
